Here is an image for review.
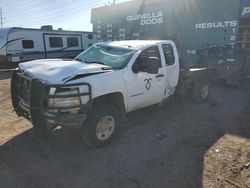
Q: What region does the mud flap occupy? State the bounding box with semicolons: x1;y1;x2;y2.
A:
226;72;241;86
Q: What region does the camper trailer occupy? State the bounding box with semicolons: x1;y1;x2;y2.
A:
0;26;96;65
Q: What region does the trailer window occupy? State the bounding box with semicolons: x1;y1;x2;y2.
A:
162;44;175;66
67;37;79;47
22;40;34;49
87;34;93;39
49;37;63;48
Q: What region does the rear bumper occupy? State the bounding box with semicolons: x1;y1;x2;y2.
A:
11;70;92;127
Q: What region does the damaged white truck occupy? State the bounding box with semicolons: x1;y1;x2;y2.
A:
11;40;211;148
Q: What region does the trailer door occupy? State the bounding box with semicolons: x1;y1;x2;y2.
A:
43;34;83;59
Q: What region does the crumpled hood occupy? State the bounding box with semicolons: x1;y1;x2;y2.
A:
19;59;111;84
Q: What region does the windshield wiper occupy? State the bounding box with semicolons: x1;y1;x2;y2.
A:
84;61;106;65
76;59;112;69
85;61;113;70
75;57;84;63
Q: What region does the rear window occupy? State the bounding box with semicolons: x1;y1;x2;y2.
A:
49;37;63;48
22;40;34;49
162;44;175;66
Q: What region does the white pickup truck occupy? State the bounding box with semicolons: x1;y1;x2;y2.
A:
11;40;211;148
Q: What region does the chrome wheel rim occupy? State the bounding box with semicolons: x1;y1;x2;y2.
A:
201;84;209;99
96;115;115;141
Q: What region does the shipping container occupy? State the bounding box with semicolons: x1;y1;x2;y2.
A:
91;0;250;67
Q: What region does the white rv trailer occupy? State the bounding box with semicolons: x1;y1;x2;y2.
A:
0;26;96;64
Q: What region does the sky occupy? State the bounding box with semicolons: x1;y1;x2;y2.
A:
0;0;129;31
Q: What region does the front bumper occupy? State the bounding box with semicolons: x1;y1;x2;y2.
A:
11;70;92;127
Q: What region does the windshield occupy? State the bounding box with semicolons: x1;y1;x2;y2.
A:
75;44;135;69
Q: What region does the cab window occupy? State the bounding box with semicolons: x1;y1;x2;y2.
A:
132;45;161;73
162;44;175;66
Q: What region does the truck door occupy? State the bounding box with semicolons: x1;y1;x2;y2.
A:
126;45;165;112
161;44;179;94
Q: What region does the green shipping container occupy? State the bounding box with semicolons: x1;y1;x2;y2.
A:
91;0;249;66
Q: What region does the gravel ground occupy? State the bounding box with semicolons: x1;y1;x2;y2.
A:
0;70;249;188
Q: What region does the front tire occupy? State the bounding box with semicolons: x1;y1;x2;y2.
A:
81;104;122;148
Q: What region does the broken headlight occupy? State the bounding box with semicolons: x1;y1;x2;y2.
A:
48;87;81;109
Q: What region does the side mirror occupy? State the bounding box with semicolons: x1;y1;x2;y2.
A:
145;57;160;74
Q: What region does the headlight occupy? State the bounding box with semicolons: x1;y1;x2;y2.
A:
48;87;81;109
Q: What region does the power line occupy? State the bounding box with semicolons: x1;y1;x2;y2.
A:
6;0;102;19
2;0;129;28
4;0;109;26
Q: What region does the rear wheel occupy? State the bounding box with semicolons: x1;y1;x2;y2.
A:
81;104;121;148
192;80;209;103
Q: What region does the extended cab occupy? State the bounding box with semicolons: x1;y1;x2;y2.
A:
11;40;210;148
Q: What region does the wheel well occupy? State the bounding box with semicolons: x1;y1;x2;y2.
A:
93;92;125;113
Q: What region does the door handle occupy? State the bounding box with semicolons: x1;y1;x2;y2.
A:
155;74;165;78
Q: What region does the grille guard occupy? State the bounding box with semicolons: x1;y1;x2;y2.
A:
11;70;92;124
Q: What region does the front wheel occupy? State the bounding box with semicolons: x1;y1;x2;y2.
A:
81;104;122;148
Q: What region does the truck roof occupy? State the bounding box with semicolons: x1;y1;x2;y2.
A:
101;40;174;50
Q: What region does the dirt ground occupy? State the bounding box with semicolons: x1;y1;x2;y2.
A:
0;70;249;188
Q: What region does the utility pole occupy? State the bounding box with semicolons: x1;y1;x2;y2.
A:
0;7;3;27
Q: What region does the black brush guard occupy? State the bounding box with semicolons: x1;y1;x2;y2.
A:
11;70;92;126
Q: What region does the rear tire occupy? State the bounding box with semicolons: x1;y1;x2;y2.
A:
192;80;210;103
81;104;122;148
